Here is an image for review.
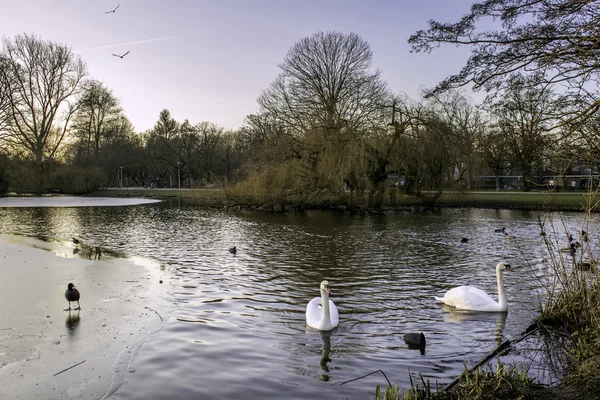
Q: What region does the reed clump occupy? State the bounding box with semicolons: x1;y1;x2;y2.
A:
375;190;600;399
376;361;535;400
448;362;534;400
536;189;600;395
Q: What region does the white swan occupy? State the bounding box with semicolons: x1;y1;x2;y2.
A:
306;280;339;330
435;263;513;312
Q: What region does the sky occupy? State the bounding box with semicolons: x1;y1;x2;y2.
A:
0;0;477;133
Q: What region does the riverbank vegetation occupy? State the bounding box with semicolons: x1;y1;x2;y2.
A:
2;1;600;397
368;1;600;398
1;2;600;209
374;210;600;396
93;187;599;213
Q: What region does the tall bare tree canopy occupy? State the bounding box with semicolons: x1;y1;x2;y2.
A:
258;31;390;135
489;76;560;191
0;33;87;165
0;56;11;136
408;0;600;122
71;80;123;163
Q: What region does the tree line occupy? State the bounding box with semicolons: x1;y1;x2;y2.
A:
1;0;599;209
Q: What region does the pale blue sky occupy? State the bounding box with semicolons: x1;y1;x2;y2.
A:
1;0;476;132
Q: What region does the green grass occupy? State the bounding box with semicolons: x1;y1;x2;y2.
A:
436;191;599;211
375;361;537;400
94;187;599;212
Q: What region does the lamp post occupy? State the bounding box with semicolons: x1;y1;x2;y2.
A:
120;166;123;188
177;161;181;189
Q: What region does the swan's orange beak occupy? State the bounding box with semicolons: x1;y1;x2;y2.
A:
506;265;513;272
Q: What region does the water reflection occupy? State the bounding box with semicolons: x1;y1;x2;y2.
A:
65;311;80;334
441;306;507;346
304;328;335;382
0;204;595;400
404;332;427;355
319;330;332;374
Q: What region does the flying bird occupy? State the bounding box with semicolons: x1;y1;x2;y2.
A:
112;50;130;59
105;5;120;14
64;283;81;312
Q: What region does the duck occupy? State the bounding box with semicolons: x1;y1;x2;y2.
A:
559;242;576;254
460;237;469;243
64;283;81;312
494;227;506;233
404;332;426;346
581;230;589;242
435;263;513;312
503;232;516;240
306;280;339;331
228;246;237;254
576;260;597;271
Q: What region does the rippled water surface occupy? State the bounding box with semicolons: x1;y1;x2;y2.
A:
1;201;596;399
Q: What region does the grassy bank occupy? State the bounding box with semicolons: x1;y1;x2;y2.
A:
374;208;600;400
93;187;600;398
92;187;598;212
436;191;598;211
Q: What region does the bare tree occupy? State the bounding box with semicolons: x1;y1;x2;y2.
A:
488;76;560;191
0;33;87;166
0;55;11;136
409;0;600;124
423;90;485;188
251;32;395;206
71;80;123;164
477;128;511;191
389;102;456;205
258;31;390;135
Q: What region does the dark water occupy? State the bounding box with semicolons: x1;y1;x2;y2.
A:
0;202;596;399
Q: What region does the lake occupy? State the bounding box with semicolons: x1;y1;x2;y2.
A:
0;200;593;399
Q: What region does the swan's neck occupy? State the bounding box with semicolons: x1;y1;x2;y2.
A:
320;290;331;327
496;268;507;309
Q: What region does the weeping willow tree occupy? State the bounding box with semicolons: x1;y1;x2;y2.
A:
232;31;393;209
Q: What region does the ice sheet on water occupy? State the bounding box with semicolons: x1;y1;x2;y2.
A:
0;196;162;207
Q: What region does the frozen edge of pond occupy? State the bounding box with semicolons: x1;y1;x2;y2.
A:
0;196;163;207
0;235;170;399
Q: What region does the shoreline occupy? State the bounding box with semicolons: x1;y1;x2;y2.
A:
2;189;596;213
88;187;599;213
0;235;171;400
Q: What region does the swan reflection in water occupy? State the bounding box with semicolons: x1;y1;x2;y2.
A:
305;327;336;381
441;305;507;346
